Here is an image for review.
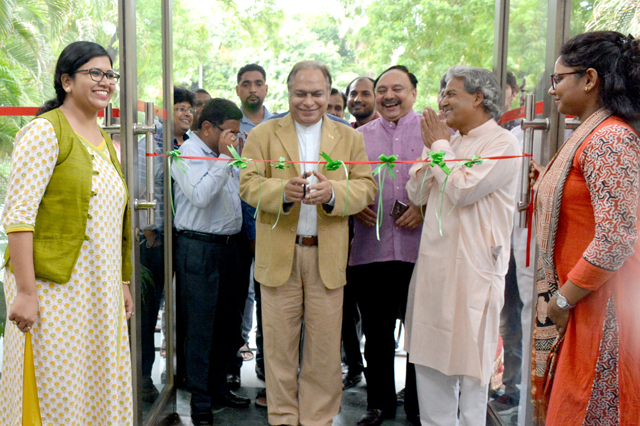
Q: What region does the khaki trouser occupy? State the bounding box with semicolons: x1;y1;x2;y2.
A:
261;245;344;426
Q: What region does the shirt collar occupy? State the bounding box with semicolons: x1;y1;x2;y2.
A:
378;111;419;131
352;112;381;129
186;132;217;156
241;106;273;126
294;118;323;135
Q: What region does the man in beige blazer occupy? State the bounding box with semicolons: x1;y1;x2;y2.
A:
240;60;377;426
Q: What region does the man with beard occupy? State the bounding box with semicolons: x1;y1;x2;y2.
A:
348;66;423;426
340;76;380;395
237;64;272;134
346;77;379;128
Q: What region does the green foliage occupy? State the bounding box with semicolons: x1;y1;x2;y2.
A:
350;0;495;110
192;14;360;113
585;0;639;35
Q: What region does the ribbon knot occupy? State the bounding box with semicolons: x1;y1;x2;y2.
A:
320;152;343;171
462;155;484;168
227;145;250;169
372;154;398;179
428;151;451;175
320;152;350;217
274;157;287;170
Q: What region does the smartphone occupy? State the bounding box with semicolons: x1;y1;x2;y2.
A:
390;200;409;220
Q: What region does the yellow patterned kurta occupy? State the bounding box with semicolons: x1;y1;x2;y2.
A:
0;119;133;425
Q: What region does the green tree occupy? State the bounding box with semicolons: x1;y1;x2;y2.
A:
586;0;639;34
0;0;72;153
175;12;359;113
346;0;495;111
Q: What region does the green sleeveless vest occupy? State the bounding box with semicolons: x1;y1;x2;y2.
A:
3;108;132;284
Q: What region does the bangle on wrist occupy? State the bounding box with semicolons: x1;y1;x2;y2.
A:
122;281;131;286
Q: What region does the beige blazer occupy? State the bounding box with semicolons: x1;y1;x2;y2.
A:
240;114;377;289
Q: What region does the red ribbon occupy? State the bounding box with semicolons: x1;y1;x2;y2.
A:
146;152;531;164
498;102;544;124
0;102;167;119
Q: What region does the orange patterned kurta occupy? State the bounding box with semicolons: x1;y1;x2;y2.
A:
544;117;640;425
0;119;133;425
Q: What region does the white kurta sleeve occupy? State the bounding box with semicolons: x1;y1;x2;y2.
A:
2;119;59;233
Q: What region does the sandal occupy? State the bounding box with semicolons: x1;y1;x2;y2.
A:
239;343;254;361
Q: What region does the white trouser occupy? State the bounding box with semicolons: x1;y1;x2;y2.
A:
415;364;488;426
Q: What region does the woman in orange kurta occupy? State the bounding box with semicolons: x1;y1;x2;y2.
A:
533;31;640;425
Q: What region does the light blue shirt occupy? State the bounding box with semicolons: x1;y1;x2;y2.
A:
137;120;190;232
240;106;273;135
171;132;242;235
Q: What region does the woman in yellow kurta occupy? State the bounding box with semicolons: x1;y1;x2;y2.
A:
0;41;133;425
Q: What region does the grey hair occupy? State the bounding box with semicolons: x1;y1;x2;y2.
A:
444;66;502;120
286;60;332;94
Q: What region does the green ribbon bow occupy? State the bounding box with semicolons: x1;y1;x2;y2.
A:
372;154;397;179
167;150;189;215
321;152;350;217
227;145;249;169
428;152;486;236
428;151;451;175
371;154;398;241
321;152;343;171
275;157;287;170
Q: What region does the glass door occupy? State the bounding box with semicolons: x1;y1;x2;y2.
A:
117;0;178;423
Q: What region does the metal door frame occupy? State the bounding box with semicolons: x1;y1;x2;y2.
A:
490;1;573;425
118;0;177;423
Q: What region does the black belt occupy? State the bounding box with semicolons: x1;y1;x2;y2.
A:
179;230;238;244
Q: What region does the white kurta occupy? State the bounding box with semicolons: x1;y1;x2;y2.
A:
404;119;520;384
0;119;132;425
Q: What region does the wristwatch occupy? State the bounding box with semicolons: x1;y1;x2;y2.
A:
555;291;575;310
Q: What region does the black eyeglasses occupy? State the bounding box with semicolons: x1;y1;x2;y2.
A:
550;71;583;90
76;68;120;84
215;125;243;140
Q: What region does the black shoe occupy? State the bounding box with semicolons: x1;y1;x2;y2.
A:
212;390;251;408
190;412;214;426
406;415;420;426
226;374;241;391
342;372;363;390
357;409;385;426
396;388;405;406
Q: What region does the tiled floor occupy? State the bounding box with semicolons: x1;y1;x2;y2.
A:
169;353;415;426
